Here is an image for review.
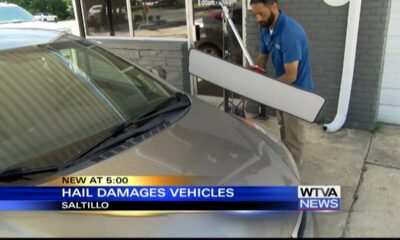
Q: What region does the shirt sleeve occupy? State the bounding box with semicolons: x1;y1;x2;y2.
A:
260;28;270;55
282;33;303;64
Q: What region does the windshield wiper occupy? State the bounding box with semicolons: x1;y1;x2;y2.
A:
121;92;190;127
0;166;59;182
63;92;190;167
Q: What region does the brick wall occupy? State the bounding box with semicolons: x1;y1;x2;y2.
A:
245;0;390;130
93;38;191;93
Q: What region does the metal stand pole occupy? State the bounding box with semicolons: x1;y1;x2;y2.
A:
219;0;268;120
219;1;254;66
253;104;268;120
221;2;232;113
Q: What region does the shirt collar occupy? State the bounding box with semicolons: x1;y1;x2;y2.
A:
270;10;286;36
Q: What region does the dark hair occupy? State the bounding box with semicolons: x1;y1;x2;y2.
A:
249;0;278;5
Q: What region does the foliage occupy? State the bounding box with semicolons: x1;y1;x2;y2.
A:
5;0;74;20
371;122;384;133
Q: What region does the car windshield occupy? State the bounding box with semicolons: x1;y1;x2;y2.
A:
0;6;35;24
0;35;175;171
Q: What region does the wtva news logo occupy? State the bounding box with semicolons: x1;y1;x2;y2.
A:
298;186;341;211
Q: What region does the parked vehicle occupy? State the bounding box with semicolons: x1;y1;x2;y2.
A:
199;0;236;7
195;7;243;64
34;12;58;22
143;0;160;6
0;28;316;238
0;2;35;24
0;3;69;32
86;3;127;28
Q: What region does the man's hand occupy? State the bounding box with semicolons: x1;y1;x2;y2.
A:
254;53;268;68
278;60;299;84
250;65;266;74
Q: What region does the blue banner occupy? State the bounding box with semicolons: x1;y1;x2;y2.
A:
0;186;340;211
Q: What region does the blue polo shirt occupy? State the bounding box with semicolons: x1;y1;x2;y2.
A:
260;10;314;92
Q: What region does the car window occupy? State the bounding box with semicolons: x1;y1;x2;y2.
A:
0;38;174;171
55;41;171;114
0;6;35;23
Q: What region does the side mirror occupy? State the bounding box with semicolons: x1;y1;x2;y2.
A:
151;66;167;80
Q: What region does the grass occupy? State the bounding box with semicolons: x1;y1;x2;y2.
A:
371;122;384;133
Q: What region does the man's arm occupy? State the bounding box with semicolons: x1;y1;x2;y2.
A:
278;60;299;84
254;53;268;68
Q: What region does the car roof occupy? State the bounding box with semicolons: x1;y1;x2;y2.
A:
0;28;65;51
0;2;18;7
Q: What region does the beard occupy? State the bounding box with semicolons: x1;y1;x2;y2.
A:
259;11;276;28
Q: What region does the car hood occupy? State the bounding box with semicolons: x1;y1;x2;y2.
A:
0;21;70;32
57;97;299;185
0;98;301;237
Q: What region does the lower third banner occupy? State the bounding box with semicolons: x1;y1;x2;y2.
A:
0;186;341;211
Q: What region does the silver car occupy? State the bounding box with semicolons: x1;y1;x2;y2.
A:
0;3;69;32
0;29;317;237
34;12;58;22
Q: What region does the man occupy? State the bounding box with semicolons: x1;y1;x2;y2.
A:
250;0;314;165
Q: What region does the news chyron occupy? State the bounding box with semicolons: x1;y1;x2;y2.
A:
298;186;341;211
0;176;342;212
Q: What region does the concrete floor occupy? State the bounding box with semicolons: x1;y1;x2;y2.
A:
344;125;400;237
198;96;400;237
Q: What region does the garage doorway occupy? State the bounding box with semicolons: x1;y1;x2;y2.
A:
378;0;400;124
191;0;243;98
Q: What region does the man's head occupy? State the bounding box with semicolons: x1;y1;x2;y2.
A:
250;0;279;28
